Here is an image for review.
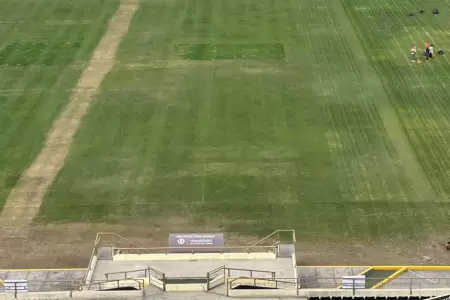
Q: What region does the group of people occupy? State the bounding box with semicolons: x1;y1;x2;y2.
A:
411;43;434;63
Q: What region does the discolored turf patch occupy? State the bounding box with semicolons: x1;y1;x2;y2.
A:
174;43;285;60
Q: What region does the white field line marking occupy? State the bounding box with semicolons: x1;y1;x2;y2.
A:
407;270;439;284
0;0;140;225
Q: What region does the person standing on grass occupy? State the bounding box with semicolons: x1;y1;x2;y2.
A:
425;44;430;60
411;44;417;62
429;44;434;59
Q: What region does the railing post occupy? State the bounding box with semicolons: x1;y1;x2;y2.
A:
352;278;355;296
162;273;166;291
14;282;17;299
409;277;412;295
125;271;127;279
250;270;253;278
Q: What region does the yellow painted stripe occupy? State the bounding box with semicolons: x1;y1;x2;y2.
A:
407;266;450;271
373;266;403;271
372;267;407;289
298;266;370;268
0;268;87;271
336;266;373;289
299;266;371;268
359;266;374;275
299;265;450;269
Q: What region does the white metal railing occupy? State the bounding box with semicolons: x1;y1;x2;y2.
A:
111;244;278;255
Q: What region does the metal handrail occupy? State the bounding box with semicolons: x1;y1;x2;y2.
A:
244;229;296;252
105;267;164;281
95;232;141;248
111;245;277;254
226;267;276;278
91;278;144;291
207;265;225;280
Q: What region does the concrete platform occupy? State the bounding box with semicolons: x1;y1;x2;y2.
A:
383;270;450;289
297;267;366;288
92;258;295;281
0;269;86;292
142;292;302;300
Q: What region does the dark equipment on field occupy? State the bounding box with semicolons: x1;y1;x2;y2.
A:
446;238;450;250
439;49;444;55
432;8;439;14
409;10;425;16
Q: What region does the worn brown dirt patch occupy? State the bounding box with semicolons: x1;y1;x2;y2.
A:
0;219;449;269
0;218;263;269
0;0;140;226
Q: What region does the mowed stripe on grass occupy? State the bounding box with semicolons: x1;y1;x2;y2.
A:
0;0;140;225
344;0;450;200
330;0;434;202
0;0;120;207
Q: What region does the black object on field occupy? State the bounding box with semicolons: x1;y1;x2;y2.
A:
409;10;425;16
438;49;444;55
432;8;439;14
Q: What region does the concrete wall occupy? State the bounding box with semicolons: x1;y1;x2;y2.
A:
165;283;207;292
113;252;276;261
97;279;141;290
229;289;297;297
299;288;450;298
148;275;164;290
0;290;143;300
292;250;298;285
228;277;277;288
230;288;450;298
85;254;97;285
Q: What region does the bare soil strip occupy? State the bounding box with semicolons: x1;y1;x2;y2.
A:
0;0;140;225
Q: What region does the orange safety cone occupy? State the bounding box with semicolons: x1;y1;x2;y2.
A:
418;59;423;64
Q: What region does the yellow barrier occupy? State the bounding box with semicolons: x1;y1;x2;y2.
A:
372;266;403;271
372;267;407;289
300;265;450;269
408;266;450;271
298;266;370;268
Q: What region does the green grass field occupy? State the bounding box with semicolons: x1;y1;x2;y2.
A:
3;0;450;242
0;0;119;205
